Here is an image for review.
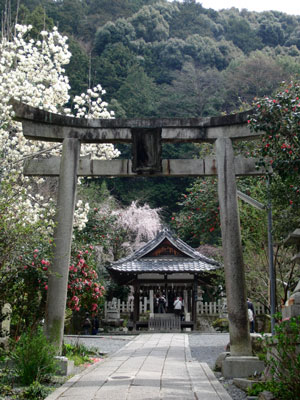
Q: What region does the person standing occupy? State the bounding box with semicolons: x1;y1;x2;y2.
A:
82;312;92;335
173;297;182;317
158;294;166;313
92;316;99;335
247;298;255;333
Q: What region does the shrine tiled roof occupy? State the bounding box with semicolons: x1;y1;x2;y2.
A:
107;229;220;274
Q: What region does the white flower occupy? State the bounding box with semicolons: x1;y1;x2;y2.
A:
0;24;119;233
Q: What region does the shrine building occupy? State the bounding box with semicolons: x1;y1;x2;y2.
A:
107;229;221;330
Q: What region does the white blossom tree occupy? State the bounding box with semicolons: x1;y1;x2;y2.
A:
0;24;120;234
114;201;162;251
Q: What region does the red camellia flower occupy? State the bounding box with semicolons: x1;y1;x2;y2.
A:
67;246;105;314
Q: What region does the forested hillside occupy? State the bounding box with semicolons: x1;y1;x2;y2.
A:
3;0;300;117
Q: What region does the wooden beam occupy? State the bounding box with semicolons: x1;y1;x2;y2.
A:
11;100;262;142
237;190;266;210
23;157;267;177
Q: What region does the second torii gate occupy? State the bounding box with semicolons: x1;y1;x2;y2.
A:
12;100;265;358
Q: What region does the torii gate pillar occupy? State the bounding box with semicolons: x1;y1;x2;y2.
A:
216;137;251;356
45;138;80;351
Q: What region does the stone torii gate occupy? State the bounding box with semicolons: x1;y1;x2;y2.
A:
12;100;264;357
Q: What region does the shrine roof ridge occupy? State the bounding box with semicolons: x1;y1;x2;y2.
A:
110;229;220;269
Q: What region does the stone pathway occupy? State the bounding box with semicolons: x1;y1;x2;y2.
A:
46;333;232;400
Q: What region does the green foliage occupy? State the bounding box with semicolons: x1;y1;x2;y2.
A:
169;0;217;40
266;315;300;399
22;381;52;400
247;381;280;397
95;18;136;54
159;62;224;117
0;383;14;398
116;66;159;117
224;52;288;110
224;15;263;54
92;43;139;98
105;281;130;302
249;316;300;399
249;80;300;180
62;343;94;366
18;5;54;38
0;180;53;335
100;176;195;217
130;5;169;42
171;178;220;247
74;204;126;260
46;0;88;36
65;39;89;98
11;329;58;385
258;19;285;47
238;175;299;307
212;318;229;332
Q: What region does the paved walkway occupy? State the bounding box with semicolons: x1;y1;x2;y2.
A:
46;333;232;400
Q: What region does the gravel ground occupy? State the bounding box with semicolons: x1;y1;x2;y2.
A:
64;333;248;400
188;333;248;400
64;334;135;355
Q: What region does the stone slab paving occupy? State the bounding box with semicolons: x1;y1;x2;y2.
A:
46;333;232;400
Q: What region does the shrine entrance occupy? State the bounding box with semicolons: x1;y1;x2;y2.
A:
12;99;267;357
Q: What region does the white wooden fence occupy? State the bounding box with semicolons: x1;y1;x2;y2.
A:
105;298;266;316
196;300;266;315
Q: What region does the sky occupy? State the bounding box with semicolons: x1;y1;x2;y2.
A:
194;0;300;16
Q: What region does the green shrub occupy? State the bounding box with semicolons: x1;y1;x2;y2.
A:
255;315;300;400
11;329;58;385
248;381;280;397
0;383;14;397
212;318;229;332
62;342;95;366
22;381;52;399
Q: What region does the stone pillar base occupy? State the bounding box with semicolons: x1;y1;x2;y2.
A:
222;356;265;378
54;356;75;376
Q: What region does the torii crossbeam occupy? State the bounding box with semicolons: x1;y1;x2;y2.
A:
12;100;265;357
